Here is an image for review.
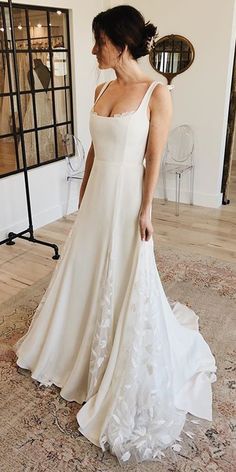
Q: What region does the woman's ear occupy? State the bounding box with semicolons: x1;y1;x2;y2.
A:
123;44;133;59
119;45;128;56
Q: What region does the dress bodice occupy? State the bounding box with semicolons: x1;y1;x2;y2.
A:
89;80;163;167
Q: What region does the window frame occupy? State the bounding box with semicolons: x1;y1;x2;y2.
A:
0;2;74;179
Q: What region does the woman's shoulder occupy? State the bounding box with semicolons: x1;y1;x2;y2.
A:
94;82;107;101
149;81;173;119
150;81;172;106
152;80;169;93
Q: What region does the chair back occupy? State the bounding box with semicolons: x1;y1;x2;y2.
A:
163;125;194;165
62;133;85;177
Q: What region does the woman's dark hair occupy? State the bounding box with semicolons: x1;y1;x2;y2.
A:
92;5;158;60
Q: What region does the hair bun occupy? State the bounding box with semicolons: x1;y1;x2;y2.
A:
144;21;158;42
92;5;159;60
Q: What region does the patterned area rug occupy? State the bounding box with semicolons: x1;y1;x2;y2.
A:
0;242;235;472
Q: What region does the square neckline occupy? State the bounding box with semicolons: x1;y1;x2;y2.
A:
91;80;158;119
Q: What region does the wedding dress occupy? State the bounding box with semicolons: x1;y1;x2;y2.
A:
13;80;217;466
18;68;64;167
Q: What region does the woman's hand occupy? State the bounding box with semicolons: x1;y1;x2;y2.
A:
138;208;154;241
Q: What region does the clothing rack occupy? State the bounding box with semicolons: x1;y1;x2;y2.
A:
0;0;60;259
10;34;64;47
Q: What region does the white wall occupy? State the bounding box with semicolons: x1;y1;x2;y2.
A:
0;0;236;240
0;0;103;239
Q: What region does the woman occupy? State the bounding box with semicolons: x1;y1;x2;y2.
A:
14;5;217;466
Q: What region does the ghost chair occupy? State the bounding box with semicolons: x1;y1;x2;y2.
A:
161;125;194;216
62;134;85;216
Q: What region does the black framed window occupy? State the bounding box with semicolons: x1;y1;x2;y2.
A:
0;3;74;178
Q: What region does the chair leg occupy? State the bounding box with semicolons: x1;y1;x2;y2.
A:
64;178;72;216
175;172;181;216
190;166;194;205
162;167;168;201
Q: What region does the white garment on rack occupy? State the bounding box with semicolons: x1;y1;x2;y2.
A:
18;69;64;166
47;48;67;77
0;53;32;136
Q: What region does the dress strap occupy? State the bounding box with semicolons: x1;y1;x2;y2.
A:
94;81;112;106
138;80;164;114
93;79;168;112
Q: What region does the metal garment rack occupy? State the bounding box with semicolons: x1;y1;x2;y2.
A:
7;34;64;48
0;0;60;259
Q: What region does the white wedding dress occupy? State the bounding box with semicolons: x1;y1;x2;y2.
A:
13;80;217;466
18;69;65;167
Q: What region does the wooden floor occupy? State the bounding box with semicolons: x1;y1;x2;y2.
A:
0;163;235;304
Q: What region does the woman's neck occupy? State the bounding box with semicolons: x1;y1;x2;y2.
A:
113;61;151;86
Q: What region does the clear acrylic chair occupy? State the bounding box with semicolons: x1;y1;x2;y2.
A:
62;134;86;215
161;124;194;216
62;133;86;181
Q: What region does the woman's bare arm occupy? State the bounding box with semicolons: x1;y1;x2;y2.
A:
78;141;95;208
139;84;173;240
78;82;106;209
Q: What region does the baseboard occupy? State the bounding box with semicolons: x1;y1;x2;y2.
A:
0;197;78;241
155;186;223;208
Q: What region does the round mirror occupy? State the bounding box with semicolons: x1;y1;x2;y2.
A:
149;34;195;84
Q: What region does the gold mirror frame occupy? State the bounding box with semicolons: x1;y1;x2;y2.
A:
149;34;195;84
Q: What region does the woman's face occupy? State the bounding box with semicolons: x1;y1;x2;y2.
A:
92;31;121;69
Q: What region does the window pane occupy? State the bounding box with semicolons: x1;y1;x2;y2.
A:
50;51;70;87
32;52;52;91
38;128;55;162
49;10;68;49
55;88;71;123
62;132;75;157
35;91;53;127
28;10;49;49
12;8;28;50
0;54;16;93
19;131;37;167
0;8;6;50
16;52;30;91
0;94;13;135
0;136;18;174
57;123;72;158
3;8;12;49
0;53;16;93
0;53;8;94
21;93;34;130
1;55;6;94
